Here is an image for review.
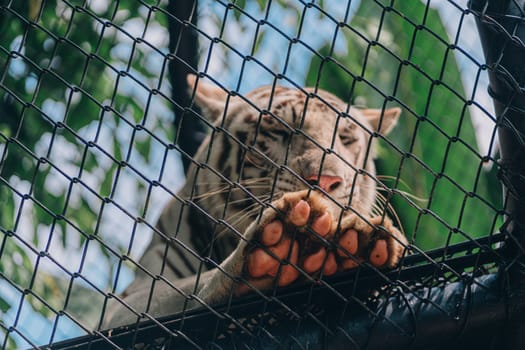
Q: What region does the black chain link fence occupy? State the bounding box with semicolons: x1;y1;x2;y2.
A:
0;0;524;349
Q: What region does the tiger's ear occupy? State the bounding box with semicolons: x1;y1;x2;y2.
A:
187;74;227;121
360;107;401;136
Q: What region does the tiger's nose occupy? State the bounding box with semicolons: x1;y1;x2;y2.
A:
306;175;343;193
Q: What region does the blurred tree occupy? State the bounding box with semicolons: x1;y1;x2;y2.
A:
0;1;177;347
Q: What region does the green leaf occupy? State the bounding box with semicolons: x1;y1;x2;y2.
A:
76;197;98;233
113;136;123;162
233;0;246;21
0;185;15;231
135;135;152;161
0;296;11;313
100;163;117;198
252;30;266;55
256;0;266;11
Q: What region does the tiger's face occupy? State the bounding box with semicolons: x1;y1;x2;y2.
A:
185;75;400;237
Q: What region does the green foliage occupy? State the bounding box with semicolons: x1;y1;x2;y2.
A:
0;1;174;346
306;1;502;250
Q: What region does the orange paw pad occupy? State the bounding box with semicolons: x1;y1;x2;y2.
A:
369;240;388;267
289;200;310;226
337;229;358;257
261;220;283;246
311;212;331;237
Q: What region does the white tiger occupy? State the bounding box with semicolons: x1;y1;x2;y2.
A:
104;75;408;328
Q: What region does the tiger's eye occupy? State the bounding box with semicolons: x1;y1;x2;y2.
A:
339;133;358;146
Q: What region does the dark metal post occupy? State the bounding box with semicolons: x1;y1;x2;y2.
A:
469;0;525;348
168;0;206;174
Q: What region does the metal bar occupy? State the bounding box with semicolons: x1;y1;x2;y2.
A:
48;241;506;349
469;0;525;348
168;0;206;174
50;275;505;349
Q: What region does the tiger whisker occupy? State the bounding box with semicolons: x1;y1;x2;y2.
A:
376;175;414;193
192;177;272;201
192;186;230;200
214;195;267;209
359;178;428;204
371;192;406;236
213;202;265;240
194;177;273;186
217;194;272;218
192;184;271;201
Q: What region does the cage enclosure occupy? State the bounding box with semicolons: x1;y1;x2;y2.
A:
0;0;524;349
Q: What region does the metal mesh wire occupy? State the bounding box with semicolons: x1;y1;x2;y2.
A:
0;0;517;349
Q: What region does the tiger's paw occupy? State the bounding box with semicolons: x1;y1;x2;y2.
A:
337;214;408;270
243;191;336;289
237;191;407;294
